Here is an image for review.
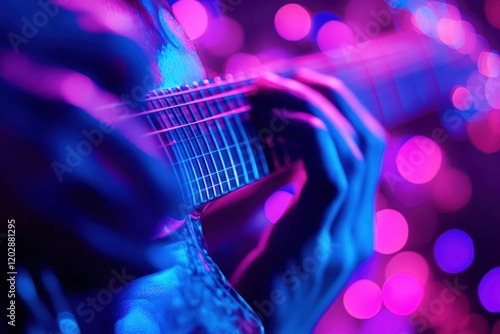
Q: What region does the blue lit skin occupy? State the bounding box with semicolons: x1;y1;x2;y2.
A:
231;71;386;333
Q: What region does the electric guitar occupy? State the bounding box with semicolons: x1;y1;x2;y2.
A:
128;31;476;209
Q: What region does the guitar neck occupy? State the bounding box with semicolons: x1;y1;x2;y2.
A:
136;31;476;208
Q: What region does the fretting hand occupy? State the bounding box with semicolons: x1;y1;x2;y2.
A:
230;70;386;333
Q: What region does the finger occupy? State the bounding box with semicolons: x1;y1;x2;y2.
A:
251;73;368;248
251;72;363;174
233;110;348;278
17;268;55;332
40;268;73;313
294;69;385;199
295;69;386;254
295;69;386;160
231;111;348;309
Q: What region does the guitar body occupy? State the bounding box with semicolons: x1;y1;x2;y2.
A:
118;213;264;333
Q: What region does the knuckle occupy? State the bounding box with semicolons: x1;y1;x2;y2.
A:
324;76;345;93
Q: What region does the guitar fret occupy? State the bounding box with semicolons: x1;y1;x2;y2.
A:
169;89;213;202
160;94;203;204
184;85;232;194
149;93;199;205
198;83;242;189
190;84;235;194
377;47;405;122
210;103;247;185
227;86;268;178
170;140;254;169
355;56;387;124
210;84;253;184
188;167;248;197
177;88;220;200
180;88;226;197
144;99;190;206
185;161;245;187
415;35;443;110
217;83;262;182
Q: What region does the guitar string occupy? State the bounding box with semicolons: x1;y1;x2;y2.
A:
151;52;438;167
144;98;189;206
209;84;252;185
148;91;198;206
180;87;224;199
149;47;444;169
135;48;443;131
144;37;454;202
198;82;243;190
129;86;254;118
158;91;204;204
144;105;251;136
224;83;265;180
155;106;266;184
191;90;237;195
171;142;265;197
170;90;213;202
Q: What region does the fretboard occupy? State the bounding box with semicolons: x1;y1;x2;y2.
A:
135;31;476;209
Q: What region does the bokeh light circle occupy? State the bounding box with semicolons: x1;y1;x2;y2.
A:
343;279;382;319
375;209;409;255
316;21;354;53
486;76;500;109
467;71;491;112
274;4;312;41
385;251;429;286
200;17;244;57
264;190;294;224
431;168;473;212
451;86;473;111
485;0;500;29
172;0;208;40
467;110;500;154
225;53;262;74
478;267;500;313
382;273;423;316
478;51;500;77
396;136;443;184
412;6;439;37
437;18;465;49
457;21;477;55
434;229;474;274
